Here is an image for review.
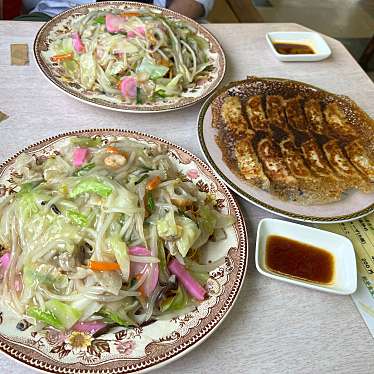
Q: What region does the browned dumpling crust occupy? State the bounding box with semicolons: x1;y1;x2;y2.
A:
304;99;326;135
221;96;253;138
235;139;270;190
266;96;288;131
257;138;297;185
213;87;374;204
284;96;309;133
324;102;357;140
246;96;269;132
345;140;374;183
301;138;333;177
280;139;312;179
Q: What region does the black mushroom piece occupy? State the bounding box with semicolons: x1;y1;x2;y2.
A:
16;319;32;331
40;201;62;215
155;275;179;309
51;204;61;215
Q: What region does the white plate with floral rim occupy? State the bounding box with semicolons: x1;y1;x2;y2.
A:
0;129;247;373
33;2;226;113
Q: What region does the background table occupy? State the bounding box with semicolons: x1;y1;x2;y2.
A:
1;21;374;374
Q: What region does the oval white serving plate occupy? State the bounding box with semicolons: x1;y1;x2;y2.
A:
197;77;374;223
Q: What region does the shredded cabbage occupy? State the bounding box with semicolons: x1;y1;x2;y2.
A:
43;7;214;104
0;135;234;331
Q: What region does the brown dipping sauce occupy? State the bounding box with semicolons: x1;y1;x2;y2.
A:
273;42;315;55
265;235;334;284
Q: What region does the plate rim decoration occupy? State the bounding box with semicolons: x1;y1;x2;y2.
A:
33;1;226;113
0;128;248;373
198;76;374;223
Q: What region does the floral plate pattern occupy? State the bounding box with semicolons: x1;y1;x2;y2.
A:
33;2;226;113
0;129;247;373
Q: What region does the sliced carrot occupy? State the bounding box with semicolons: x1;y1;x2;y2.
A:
106;146;128;158
50;52;73;62
159;58;170;67
121;12;141;17
146;176;161;191
88;261;120;271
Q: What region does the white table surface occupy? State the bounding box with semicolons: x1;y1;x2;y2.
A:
0;20;374;374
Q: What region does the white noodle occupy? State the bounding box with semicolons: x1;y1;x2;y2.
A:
129;255;159;264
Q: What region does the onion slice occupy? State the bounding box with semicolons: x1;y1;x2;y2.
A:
129;246;159;297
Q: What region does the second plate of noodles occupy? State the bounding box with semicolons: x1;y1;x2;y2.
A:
34;2;226;112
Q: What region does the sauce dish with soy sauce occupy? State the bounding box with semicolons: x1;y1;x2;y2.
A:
255;218;357;295
266;31;332;62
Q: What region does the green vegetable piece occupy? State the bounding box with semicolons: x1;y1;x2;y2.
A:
160;285;189;313
16;189;40;219
51;37;73;55
61;59;79;79
146;191;155;212
165;74;183;95
107;235;130;281
93;16;105;24
27;307;64;330
136;87;142;104
190;270;210;285
157;240;167;276
136;56;169;80
156;211;178;240
73;162;95;176
24;263;69;289
188;35;209;51
155;90;167;98
98;309;131;327
193;205;217;249
192;205;234;249
45;300;81;329
67;210;88;227
175;216;200;257
71;137;102;147
70;178;112;198
135;174;148;185
18;183;34;195
79;52;97;89
23;265;35;288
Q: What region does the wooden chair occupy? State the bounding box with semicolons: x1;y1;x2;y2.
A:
208;0;263;23
226;0;263;22
359;35;374;71
0;0;23;19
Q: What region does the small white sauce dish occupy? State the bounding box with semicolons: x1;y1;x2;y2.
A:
266;31;332;62
255;218;357;295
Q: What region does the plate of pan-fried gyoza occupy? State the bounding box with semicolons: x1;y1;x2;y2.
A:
198;76;374;223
